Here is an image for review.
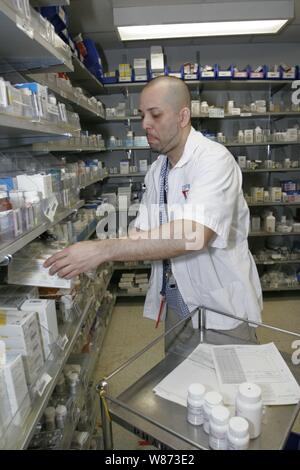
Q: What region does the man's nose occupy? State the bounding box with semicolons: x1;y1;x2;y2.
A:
141;114;152;131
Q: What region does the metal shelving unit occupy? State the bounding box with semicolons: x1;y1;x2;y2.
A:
242;168;300;173
32;142;106;152
0;200;84;264
249;231;300;237
28;74;106;122
226;140;300;147
255;259;300;265
70;56;104;95
0;113;78;146
0;0;73;73
248;202;300;207
192;111;300;120
262;286;300;292
106;172;145;178
1;292;95;450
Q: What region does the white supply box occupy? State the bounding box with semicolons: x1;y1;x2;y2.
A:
17;174;53;199
1;354;31;426
21;299;58;360
0;311;44;385
8;257;74;289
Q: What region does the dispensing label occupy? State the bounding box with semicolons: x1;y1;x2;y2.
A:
36;373;52;397
57;334;69;351
43;195;58;222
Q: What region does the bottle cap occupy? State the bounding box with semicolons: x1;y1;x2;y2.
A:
56;405;67;416
188;383;206;400
204;391;223;406
238;382;262;404
210;405;230;425
229;417;249;438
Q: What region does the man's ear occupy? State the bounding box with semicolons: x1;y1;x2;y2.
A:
179;107;191;128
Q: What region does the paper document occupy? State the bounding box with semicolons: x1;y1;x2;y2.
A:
212;343;300;405
153;344;221;407
153;342;300;407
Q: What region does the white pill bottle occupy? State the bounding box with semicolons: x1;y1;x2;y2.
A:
209;405;230;450
187;383;206;426
203;391;223;434
227;417;250;450
235;382;263;439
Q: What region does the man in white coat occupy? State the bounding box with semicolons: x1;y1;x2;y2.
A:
44;76;262;346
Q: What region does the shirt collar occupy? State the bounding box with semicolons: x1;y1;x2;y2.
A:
173;127;201;169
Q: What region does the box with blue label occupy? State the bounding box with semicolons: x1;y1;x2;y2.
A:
280;64;298;79
266;65;281;79
249;65;266;79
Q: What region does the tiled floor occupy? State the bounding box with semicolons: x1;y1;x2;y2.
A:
94;296;300;449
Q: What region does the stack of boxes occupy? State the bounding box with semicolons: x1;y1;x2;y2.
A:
150;46;165;78
118;272;149;295
133;59;148;81
118;64;132;82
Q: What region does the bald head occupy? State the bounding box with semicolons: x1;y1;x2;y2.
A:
141;76;191;114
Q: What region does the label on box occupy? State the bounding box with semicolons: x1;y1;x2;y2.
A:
267;72;280;78
35;372;52;397
43;195;58;222
184;74;197;80
0;79;8;107
56;334;68;351
218;71;232;77
201;71;214;78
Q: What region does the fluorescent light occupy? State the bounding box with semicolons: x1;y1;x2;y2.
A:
118;19;288;41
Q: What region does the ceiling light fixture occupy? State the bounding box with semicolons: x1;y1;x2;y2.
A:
113;1;293;41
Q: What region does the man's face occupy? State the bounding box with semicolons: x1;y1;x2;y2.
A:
138;85;181;154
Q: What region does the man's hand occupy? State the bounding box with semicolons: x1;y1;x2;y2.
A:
43;240;106;279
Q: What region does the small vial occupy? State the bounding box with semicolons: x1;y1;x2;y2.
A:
187;383;206;426
209;405;230;450
227;417;250;450
44;406;56;431
235;382;263;439
67;372;79;395
203;391;223;434
55;404;67;430
55;374;66;396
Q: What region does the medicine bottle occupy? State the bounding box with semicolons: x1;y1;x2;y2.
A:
44;406;56;431
55;404;67;430
187;383;206;426
235;382;263;439
203;391;223;434
209;405;230;450
227;416;250;450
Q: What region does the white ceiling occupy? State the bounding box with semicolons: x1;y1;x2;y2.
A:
68;0;300;50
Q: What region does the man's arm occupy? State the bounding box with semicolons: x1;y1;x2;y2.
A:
44;219;215;279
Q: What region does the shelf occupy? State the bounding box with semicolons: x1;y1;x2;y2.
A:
69;56;104;95
106;116;141;122
0;200;84;263
262;286;300;292
249;231;300;237
255;259;300;265
30;1;70;6
106;146;150;152
116;290;146;298
1;291;95;450
0;0;73;73
103;79;293;94
242;168;300;173
106;172;146;178
28;74;106;122
113;263;151;271
192;111;300;120
225;141;300;147
32;142;106;152
248;202;300;207
0;113;77;146
79;176;107;189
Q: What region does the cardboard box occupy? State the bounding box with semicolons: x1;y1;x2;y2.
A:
21;299;58;360
2;354;30;425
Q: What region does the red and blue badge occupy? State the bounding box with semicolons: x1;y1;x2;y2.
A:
182;183;190;199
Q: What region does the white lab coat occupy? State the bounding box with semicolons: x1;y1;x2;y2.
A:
134;127;262;330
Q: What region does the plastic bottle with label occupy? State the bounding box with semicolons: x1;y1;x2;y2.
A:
235;382;263;439
187;383;206;426
227;416;250;450
264;211;276;233
203;391;223;434
209;405;230;450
